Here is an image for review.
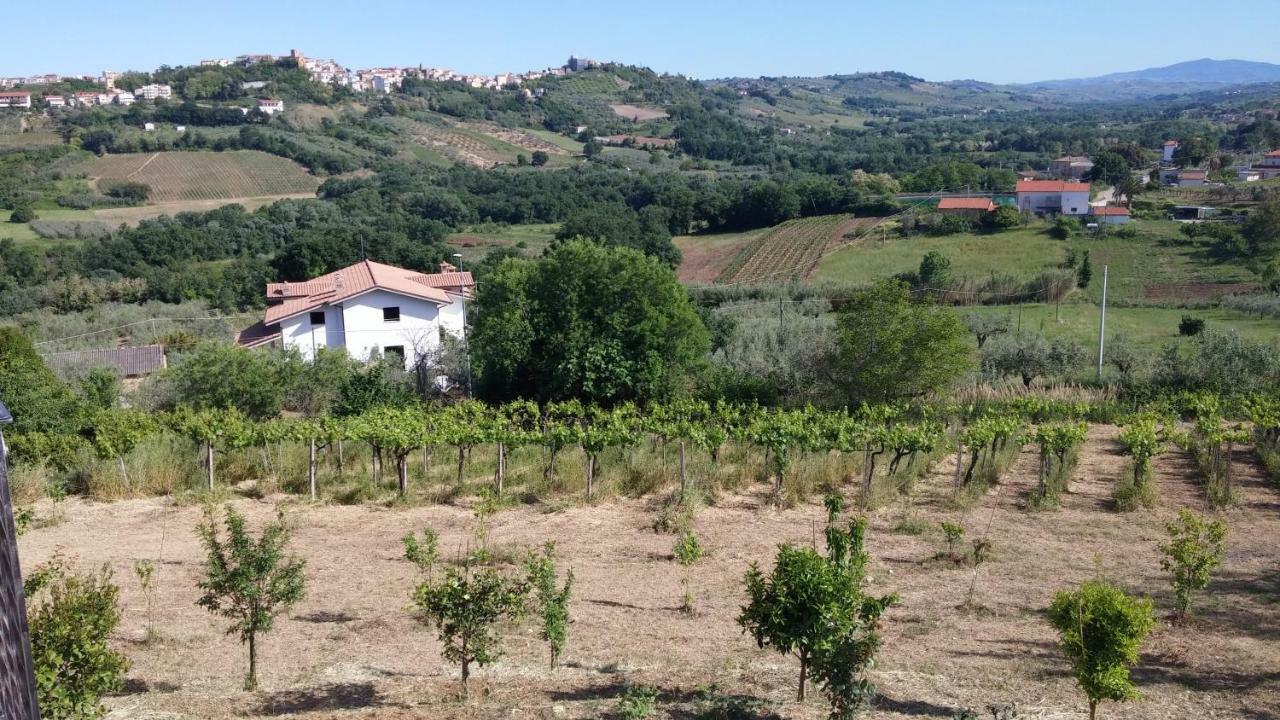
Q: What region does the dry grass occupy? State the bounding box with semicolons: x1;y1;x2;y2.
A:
15;425;1280;719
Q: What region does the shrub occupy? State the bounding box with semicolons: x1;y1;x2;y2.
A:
403;526;439;578
100;180;151;203
525;541;574;668
1178;315;1205;336
1047;578;1154;720
1049;215;1078;239
9;205;37;223
617;685;659;720
25;555;129;720
940;520;965;557
1158;509;1227;619
674;530;704;613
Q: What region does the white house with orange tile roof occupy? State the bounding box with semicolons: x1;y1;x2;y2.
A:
236;260;474;369
1015;180;1091;215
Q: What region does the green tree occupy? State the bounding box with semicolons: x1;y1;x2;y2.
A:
917;251;954;289
0;327;84;433
1158;509;1227;618
414;565;528;696
963;313;1011;349
159;344;290;419
738;500;895;708
471;241;709;405
1241;201;1280;261
1077;250;1093;289
24;556;129;720
1050;215;1079;240
982;332;1085;388
530;150;549;166
826;280;971;404
1047;578;1154;720
195;505;307;690
10;205;37;223
525;541;574;668
1087;152;1130;186
1172;136;1215;167
987;204;1024;229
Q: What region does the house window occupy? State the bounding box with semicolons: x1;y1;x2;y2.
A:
383;306;401;322
384;345;405;362
309;311;325;325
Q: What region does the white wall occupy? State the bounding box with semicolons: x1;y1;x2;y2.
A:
1060;191;1090;215
280;305;346;362
341;290;444;369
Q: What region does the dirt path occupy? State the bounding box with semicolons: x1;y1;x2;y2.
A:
16;427;1280;719
127;152;161;179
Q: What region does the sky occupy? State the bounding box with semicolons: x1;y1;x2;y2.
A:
3;0;1278;84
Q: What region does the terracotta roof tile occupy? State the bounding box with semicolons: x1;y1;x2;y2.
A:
1016;180;1090;193
261;260;470;325
937;198;995;210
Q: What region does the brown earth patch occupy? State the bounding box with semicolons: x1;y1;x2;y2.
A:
609;104;669;121
16;427;1280;719
674;230;767;284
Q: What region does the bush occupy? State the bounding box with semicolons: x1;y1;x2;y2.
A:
29;219;111;240
1178;315;1205;336
1049;215;1078;239
1158;509;1227;619
10;205;37;223
100;180;151;203
25;555;129;720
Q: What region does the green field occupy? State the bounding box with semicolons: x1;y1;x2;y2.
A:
446;223;558;265
961;303;1280;354
816;219;1257;303
0;207;103;248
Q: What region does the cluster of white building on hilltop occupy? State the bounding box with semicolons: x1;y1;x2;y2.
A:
0;85;177;111
283;49;597;94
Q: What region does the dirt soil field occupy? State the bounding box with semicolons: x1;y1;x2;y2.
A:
675;229;769;284
17;426;1280;719
609;104;669;121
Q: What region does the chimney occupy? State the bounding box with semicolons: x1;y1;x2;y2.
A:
439;261;456;273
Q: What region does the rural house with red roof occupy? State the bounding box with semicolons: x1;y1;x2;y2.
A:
1015;180;1090;216
936;197;996;217
236;259;474;369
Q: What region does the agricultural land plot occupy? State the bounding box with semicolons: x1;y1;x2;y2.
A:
674;227;771;284
609;103;669;121
15;426;1280;719
76;150;319;203
718;214;856;284
816;220;1258;304
447;223;558;265
93;195;318;226
383;117;529;167
961;302;1280;355
0;207;103;248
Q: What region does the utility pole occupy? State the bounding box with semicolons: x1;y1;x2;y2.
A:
1096;265;1109;382
454;253;474;399
0;399;41;720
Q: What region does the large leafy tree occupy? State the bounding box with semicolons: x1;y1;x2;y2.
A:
471;240;709;405
1048;578;1154;720
155;344;292;419
555;202;681;268
825;280;970;404
0;327;84;433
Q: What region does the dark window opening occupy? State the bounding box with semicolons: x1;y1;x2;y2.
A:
309;311;326;325
383;306;401;322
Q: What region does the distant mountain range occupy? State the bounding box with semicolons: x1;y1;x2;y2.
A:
1029;58;1280;90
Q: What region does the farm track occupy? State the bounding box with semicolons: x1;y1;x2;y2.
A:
16;426;1280;719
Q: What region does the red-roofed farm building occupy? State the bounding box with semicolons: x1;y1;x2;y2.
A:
236;260;474;369
1015;180;1091;216
936;197;996;218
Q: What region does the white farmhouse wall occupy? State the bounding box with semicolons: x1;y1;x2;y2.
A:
280;305;346;361
1060;191;1090;215
341;290;443;368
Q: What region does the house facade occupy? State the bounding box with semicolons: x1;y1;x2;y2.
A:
1176;170;1207;187
1049;156;1093;179
0;92;31;109
1015;180;1090;215
1090;206;1130;225
236;260;473;370
1161;140;1178;164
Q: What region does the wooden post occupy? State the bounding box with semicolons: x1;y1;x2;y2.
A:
679;440;687;497
206;440;215;490
0;403;42;720
308;438;317;501
496;442;505;497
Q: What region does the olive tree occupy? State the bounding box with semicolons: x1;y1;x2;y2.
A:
1047;578;1155;720
195;505;306;690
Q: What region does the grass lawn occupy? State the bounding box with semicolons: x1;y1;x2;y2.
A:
961;302;1280;353
0;208;102;248
446;223;558;265
816;219;1258;303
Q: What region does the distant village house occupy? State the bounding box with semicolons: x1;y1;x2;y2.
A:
1015;180;1090;215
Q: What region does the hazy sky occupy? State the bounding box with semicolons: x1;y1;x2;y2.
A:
3;0;1277;83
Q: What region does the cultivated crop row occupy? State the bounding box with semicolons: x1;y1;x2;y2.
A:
79;150;318;202
720;214;850;284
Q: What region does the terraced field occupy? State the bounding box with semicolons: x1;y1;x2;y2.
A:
77;150;319;202
384;117;531;167
717;214;858;284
